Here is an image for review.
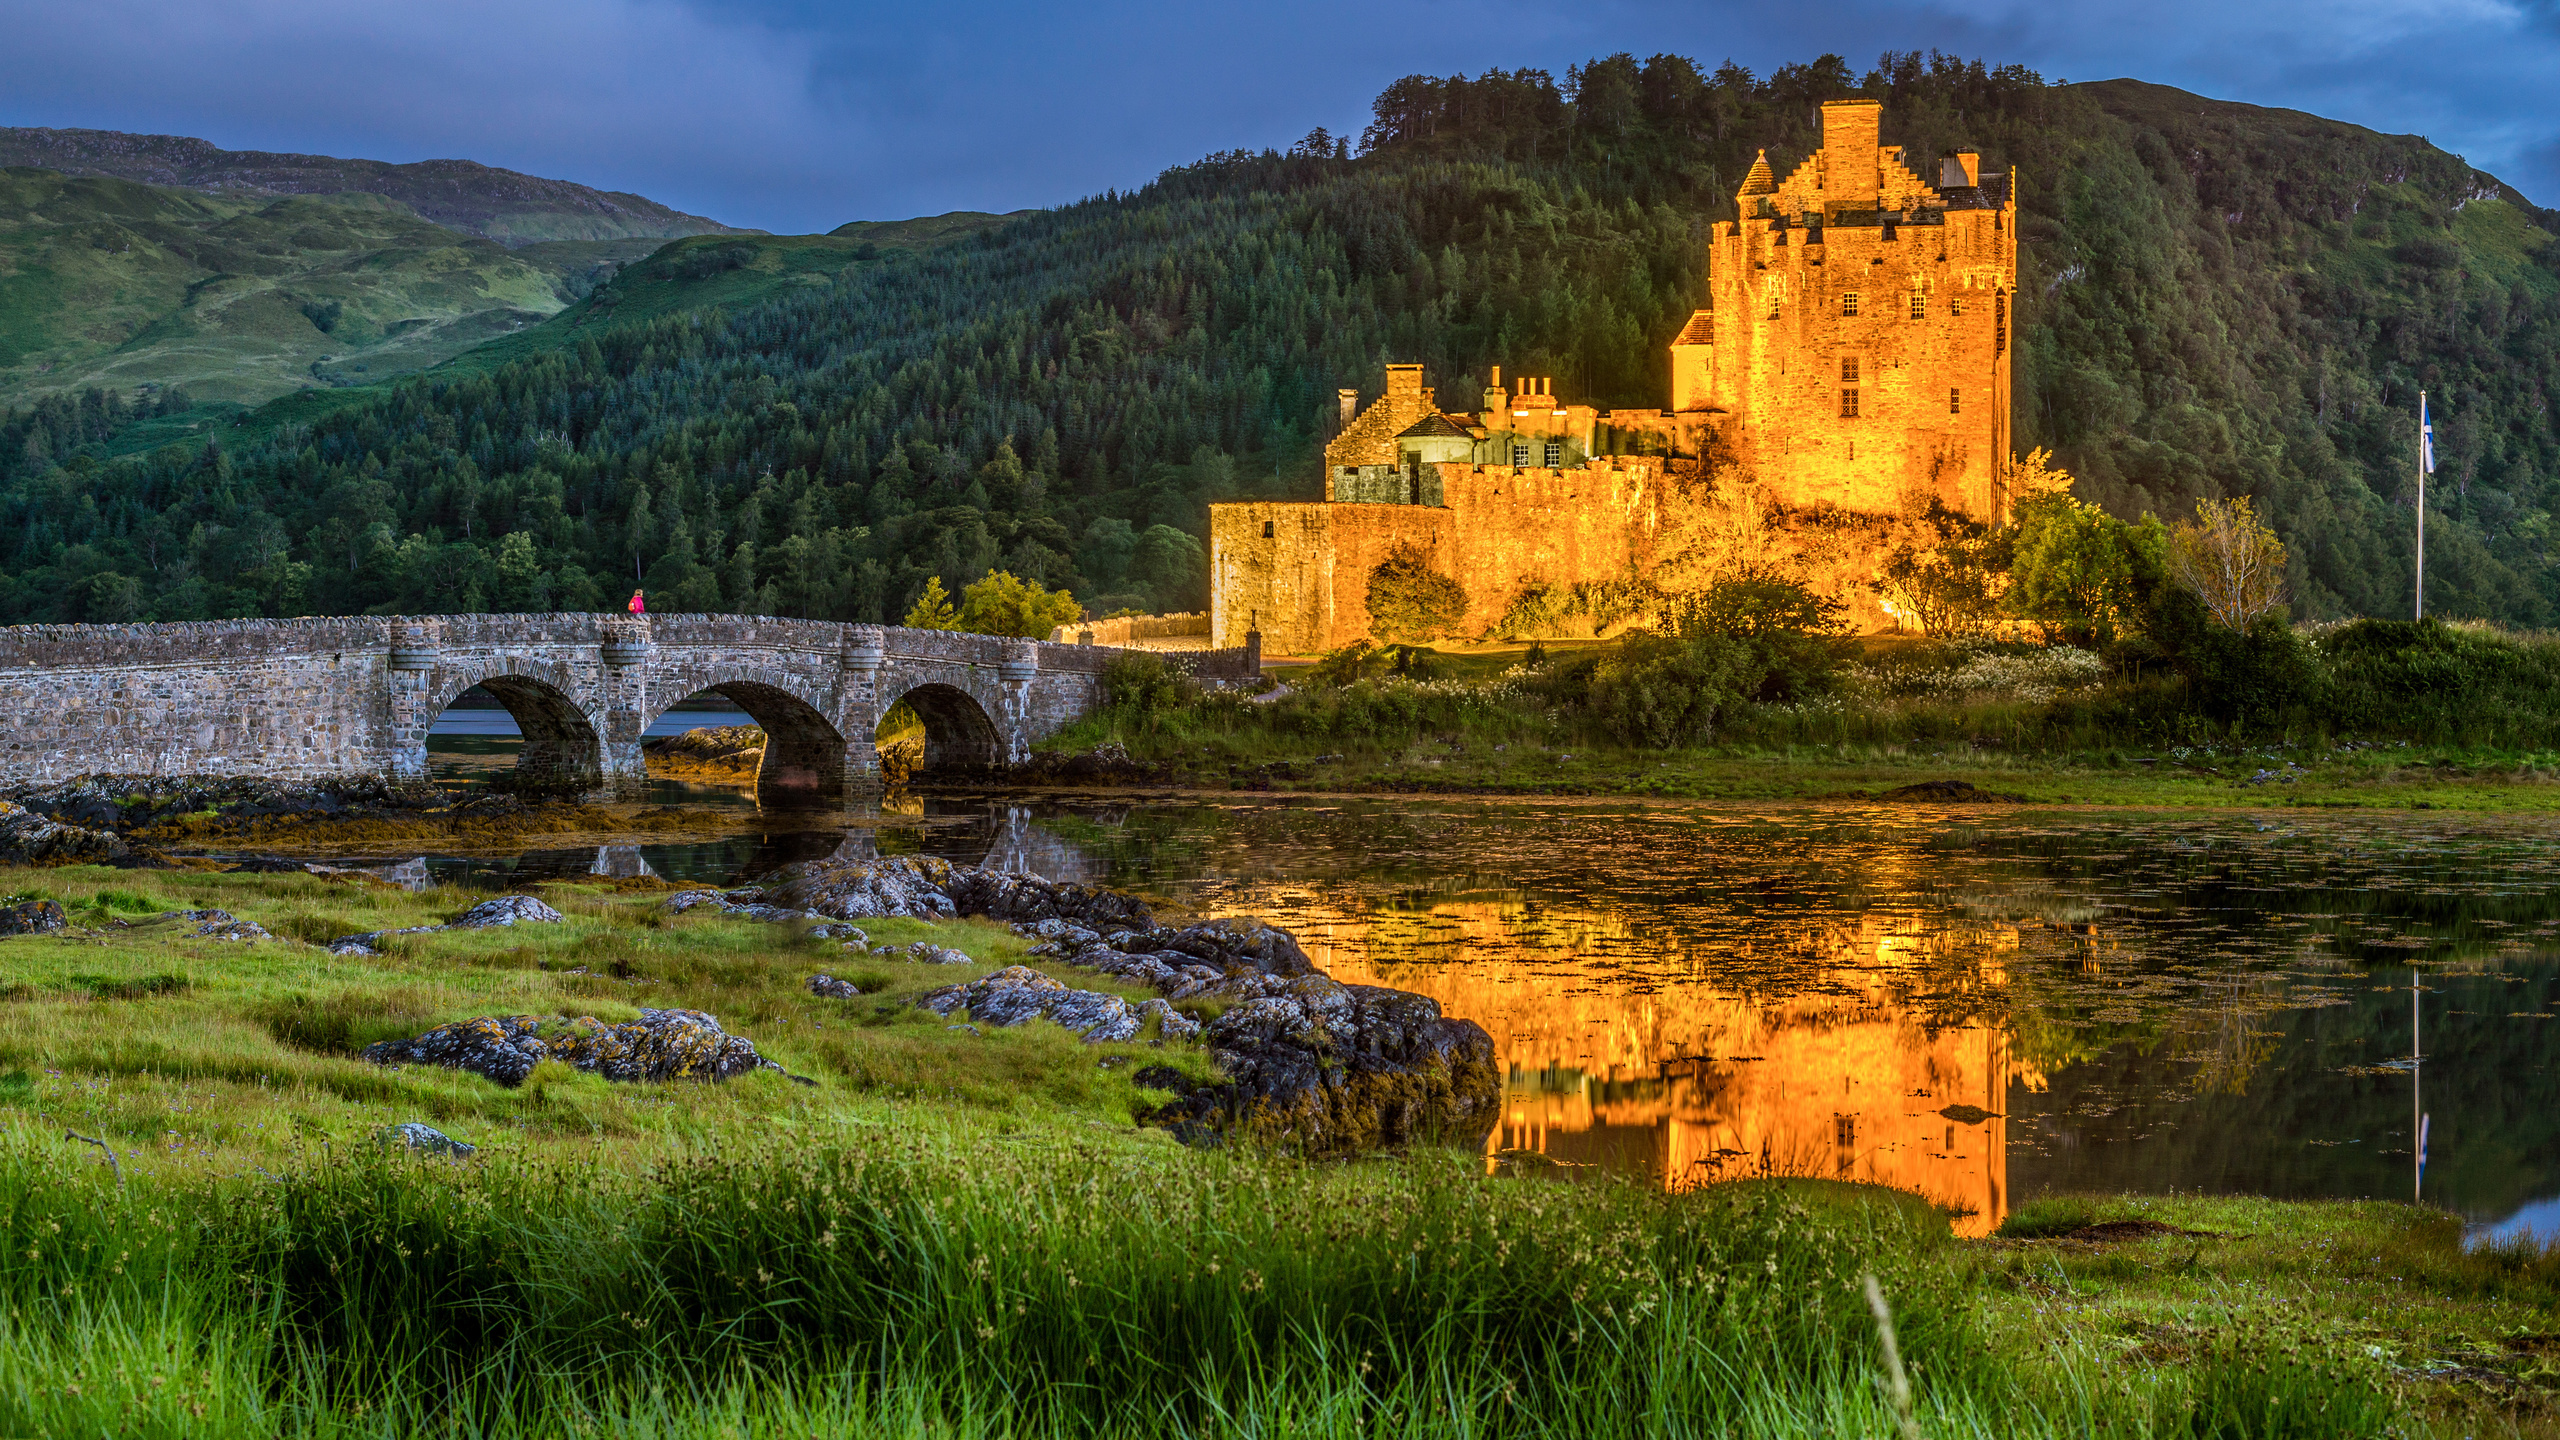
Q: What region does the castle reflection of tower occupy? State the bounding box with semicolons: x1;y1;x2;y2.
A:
1228;898;2035;1238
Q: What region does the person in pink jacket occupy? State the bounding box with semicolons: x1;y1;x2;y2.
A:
627;590;646;615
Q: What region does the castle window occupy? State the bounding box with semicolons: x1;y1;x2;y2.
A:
1543;440;1563;467
1994;292;2007;355
1511;443;1531;467
1840;357;1860;383
1263;520;1275;538
1840;388;1860;419
1949;388;1961;415
1881;222;1898;242
1910;292;1926;320
1949;295;1966;317
1841;292;1860;317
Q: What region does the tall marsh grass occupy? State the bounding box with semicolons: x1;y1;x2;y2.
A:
0;1123;2402;1438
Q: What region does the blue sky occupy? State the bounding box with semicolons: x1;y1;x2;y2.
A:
1;0;2554;233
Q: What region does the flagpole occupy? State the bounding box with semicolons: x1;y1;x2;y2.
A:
2416;390;2427;622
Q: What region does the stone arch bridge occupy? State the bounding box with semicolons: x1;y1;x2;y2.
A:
0;613;1252;806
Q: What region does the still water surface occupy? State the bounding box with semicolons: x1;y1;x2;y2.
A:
401;721;2560;1239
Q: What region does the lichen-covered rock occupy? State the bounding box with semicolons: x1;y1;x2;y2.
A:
379;1121;476;1157
546;1008;778;1083
808;922;867;943
451;895;563;928
360;1008;785;1087
194;918;270;941
888;940;973;965
916;965;1143;1041
360;1015;551;1086
807;973;866;999
0;898;66;936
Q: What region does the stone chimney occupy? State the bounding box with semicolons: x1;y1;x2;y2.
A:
1337;388;1359;429
1940;151;1981;188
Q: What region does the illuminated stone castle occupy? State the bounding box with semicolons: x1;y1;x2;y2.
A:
1210;98;2019;654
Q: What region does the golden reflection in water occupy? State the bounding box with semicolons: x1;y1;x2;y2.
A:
1213;895;2040;1238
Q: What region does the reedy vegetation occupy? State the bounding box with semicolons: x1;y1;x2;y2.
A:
0;52;2553;628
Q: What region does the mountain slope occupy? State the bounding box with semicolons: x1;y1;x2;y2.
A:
0;167;669;406
0;127;746;246
0;55;2553;629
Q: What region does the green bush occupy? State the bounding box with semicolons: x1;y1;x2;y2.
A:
1365;543;1468;642
1585;633;1759;747
2320;619;2560;744
1100;651;1198;732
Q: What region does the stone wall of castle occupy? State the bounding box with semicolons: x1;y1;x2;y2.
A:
1211;463;1660;654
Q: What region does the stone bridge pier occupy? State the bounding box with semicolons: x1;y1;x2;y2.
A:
0;612;1228;809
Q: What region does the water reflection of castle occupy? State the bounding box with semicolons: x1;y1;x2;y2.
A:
1265;901;2038;1238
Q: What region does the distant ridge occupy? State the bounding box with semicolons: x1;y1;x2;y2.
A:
0;127;752;246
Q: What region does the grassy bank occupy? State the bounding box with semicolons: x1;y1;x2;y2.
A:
1033;625;2560;811
5;870;2560;1434
0;865;1215;1172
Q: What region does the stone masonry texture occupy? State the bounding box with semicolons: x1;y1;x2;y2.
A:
0;613;1223;805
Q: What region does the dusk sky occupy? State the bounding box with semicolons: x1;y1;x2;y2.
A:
2;0;2554;234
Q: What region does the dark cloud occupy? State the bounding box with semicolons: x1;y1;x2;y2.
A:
0;0;2550;229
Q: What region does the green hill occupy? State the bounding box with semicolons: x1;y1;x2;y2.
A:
0;127;745;246
0;167;672;407
1;54;2554;629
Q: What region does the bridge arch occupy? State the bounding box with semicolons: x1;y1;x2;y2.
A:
640;673;848;808
426;664;605;793
880;679;1003;778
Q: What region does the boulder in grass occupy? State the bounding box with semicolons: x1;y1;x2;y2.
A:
916;965;1143;1042
450;895;563;928
360;1008;788;1087
360;1015;551;1087
0;899;66;936
379;1121;476;1157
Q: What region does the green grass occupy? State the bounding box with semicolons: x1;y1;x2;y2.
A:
0;865;1214;1172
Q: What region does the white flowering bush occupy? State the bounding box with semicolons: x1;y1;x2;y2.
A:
1916;646;2111;704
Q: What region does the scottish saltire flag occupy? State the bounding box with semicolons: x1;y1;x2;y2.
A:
2421;393;2437;474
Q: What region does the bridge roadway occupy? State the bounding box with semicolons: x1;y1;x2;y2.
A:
0;612;1210;806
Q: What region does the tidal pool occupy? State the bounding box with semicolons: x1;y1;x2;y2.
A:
401;722;2560;1236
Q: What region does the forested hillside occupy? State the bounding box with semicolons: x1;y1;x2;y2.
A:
0;53;2553;627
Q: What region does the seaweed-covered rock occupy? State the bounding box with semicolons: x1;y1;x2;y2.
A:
755;855;1152;931
359;1008;785;1087
0;898;66;936
451;895;563;928
5;774;444;837
0;801;129;867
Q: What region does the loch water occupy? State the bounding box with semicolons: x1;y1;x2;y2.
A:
358;720;2560;1239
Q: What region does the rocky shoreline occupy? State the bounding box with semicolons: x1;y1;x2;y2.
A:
0;773;746;867
735;855;1501;1151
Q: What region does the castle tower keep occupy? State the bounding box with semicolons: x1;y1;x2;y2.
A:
1209;97;2020;655
1671;98;2018;519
